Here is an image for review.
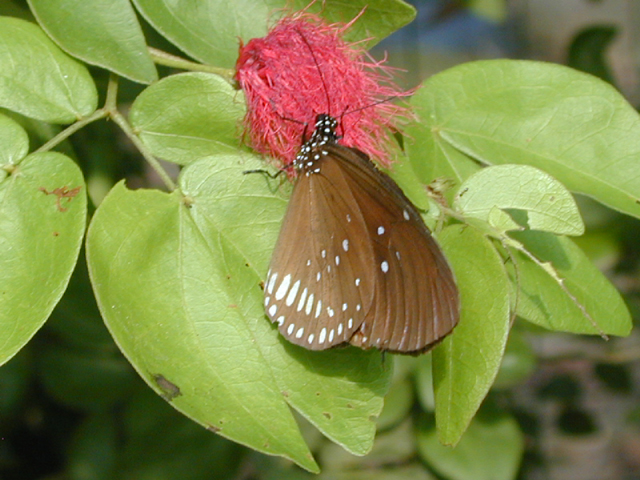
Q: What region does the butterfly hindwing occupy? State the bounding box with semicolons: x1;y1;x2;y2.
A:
322;144;459;353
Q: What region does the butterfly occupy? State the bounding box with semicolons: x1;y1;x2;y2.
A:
263;114;459;354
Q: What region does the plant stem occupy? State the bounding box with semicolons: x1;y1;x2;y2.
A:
34;109;108;154
148;47;236;84
105;75;176;191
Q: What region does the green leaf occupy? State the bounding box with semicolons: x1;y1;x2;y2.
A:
132;0;415;69
377;376;414;431
384;154;431;211
414;354;435;412
412;60;640;219
432;225;511;445
509;230;631;336
0;151;86;365
0;17;97;123
417;409;524;480
28;0;157;84
404;104;481;194
455;164;584;235
86;152;391;470
131;0;273;69
0;113;28;166
319;419;417;474
129;72;246;165
313;0;417;49
467;0;507;23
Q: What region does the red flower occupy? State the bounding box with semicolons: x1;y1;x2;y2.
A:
235;11;412;174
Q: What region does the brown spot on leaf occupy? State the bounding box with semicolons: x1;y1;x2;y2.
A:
208;425;221;433
153;374;182;401
323;412;332;419
39;185;82;212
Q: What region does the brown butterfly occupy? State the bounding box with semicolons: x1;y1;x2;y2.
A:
263;114;459;354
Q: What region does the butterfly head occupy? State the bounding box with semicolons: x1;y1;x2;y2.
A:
293;114;339;174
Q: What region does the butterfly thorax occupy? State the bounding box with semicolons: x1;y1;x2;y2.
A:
294;114;339;177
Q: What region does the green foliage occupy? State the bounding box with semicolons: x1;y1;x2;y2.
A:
417;407;524;480
0;116;86;365
129;73;246;164
28;0;158;84
0;16;97;122
433;225;511;445
0;0;636;478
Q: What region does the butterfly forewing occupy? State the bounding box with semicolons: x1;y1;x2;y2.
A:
265;157;377;349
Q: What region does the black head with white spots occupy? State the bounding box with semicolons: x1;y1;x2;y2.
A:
294;114;339;174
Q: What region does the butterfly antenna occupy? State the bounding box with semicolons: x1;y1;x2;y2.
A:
295;27;332;117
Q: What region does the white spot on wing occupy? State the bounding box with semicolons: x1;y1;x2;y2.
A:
286;280;300;307
377;226;385;235
296;327;304;338
338;323;344;335
348;318;353;329
287;323;295;335
327;307;334;317
267;273;278;295
268;304;277;317
321;249;326;258
315;300;323;318
276;316;285;326
297;288;308;312
308;333;315;344
355;278;361;286
342;303;347;311
305;293;315;315
319;328;327;344
329;329;335;342
275;274;291;300
264;296;270;307
342;239;349;251
403;209;410;221
335;255;340;265
381;261;389;273
316;272;321;282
